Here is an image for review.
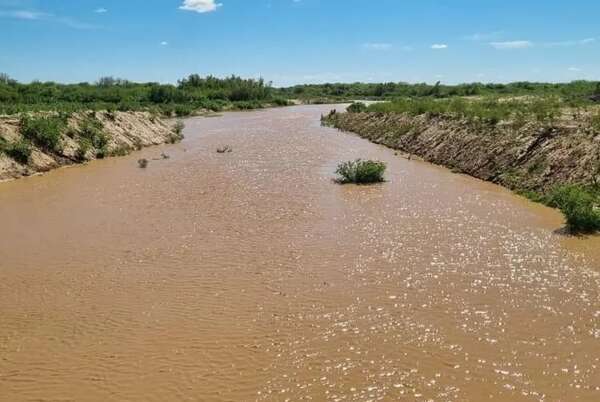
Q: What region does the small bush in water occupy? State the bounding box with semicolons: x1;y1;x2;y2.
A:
335;159;386;184
216;145;232;153
138;158;149;168
548;185;600;233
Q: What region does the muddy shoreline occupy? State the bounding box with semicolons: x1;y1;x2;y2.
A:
0;111;182;181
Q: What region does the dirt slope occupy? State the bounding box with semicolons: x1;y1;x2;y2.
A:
324;111;600;193
0;111;181;181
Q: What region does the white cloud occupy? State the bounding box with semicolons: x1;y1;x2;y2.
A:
0;10;48;20
0;9;96;29
544;38;596;47
568;66;581;72
160;41;169;46
431;44;448;49
362;43;392;50
490;40;533;49
180;0;222;13
94;8;108;14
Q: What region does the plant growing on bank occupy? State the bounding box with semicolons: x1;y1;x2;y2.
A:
548;185;600;233
138;158;148;168
78;116;109;158
335;159;387;184
20;115;65;153
0;138;32;164
347;102;368;113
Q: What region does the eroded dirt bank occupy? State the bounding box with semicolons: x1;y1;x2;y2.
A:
324;111;600;193
0;111;181;181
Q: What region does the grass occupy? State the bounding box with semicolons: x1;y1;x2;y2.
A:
547;185;600;233
335;159;386;184
366;97;563;125
347;102;368;113
77;115;109;158
20;115;65;153
0;138;32;164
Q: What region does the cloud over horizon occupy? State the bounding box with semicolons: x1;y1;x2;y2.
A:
490;40;533;49
180;0;222;13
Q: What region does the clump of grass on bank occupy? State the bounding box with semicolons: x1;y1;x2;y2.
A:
547;185;600;233
347;102;368;113
0;137;32;164
335;159;386;184
76;115;109;159
20;115;65;153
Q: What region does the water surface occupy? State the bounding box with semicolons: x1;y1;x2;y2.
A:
0;105;598;401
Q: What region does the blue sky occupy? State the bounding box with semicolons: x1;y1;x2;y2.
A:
1;0;599;86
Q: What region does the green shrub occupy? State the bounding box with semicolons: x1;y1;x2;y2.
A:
335;159;387;184
75;139;91;161
20;115;64;153
548;185;600;232
347;102;368;113
79;117;108;151
3;139;32;164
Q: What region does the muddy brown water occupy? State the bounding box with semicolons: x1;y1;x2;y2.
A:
0;105;599;402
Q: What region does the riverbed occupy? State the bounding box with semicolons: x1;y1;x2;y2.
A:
0;105;598;401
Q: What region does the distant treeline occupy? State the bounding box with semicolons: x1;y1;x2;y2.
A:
280;80;600;103
0;73;287;115
1;72;599;115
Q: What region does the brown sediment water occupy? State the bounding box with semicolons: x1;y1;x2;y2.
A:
0;105;598;401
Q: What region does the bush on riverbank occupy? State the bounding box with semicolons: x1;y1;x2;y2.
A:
20;115;65;153
548;185;600;233
347;102;368;113
0;138;31;164
335;159;386;184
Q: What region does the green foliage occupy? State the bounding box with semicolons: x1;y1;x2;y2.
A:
591;112;600;131
0;74;275;115
173;120;185;136
79;116;108;150
278;80;600;103
347;102;368;113
365;97;563;125
20;115;65;153
1;138;32;164
548;185;600;233
335;159;387;184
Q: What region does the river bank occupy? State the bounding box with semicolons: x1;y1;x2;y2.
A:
323;103;600;231
0;111;183;181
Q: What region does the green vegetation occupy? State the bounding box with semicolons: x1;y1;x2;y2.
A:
347;102;368;113
20;115;65;153
548;185;600;233
0;137;32;164
74;115;109;159
365;97;563;125
280;80;600;104
0;74;285;116
335;159;386;184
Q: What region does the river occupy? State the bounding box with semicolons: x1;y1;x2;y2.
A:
0;105;598;401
